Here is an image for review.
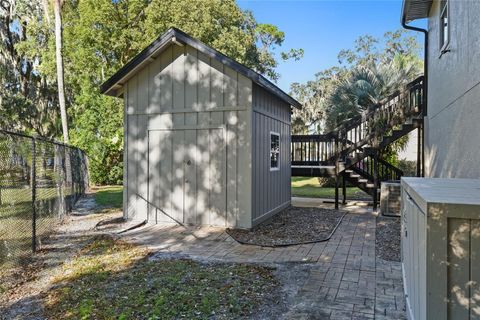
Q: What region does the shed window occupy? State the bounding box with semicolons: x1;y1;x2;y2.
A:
439;0;449;53
270;132;280;170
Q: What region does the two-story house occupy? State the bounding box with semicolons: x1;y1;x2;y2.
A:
402;0;480;178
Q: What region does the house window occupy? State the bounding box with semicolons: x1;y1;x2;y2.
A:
270;132;280;170
440;0;449;53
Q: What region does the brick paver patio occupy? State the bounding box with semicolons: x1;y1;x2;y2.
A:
123;200;406;320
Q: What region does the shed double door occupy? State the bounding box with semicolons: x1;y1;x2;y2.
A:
148;128;226;226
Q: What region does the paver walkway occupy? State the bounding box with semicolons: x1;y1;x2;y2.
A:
123;199;406;320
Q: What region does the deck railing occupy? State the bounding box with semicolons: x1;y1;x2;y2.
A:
352;156;404;182
291;133;337;166
291;76;424;167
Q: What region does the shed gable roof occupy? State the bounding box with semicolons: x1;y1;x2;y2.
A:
402;0;433;22
100;28;302;109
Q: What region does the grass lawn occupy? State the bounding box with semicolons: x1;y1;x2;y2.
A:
44;235;279;319
0;186;75;265
292;177;369;199
94;185;123;209
92;180;369;208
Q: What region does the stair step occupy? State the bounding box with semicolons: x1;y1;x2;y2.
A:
350;174;360;178
366;183;375;188
345;170;353;173
358;179;368;183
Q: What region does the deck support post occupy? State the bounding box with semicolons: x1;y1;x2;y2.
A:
419;121;424;177
417;124;421;177
342;172;346;204
334;133;340;210
335;174;339;209
373;151;379;211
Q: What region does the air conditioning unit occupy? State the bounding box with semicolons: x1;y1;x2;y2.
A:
380;181;401;216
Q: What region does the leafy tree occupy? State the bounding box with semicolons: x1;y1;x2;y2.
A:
0;0;61;137
291;30;422;133
337;30;421;67
290;30;422;164
290;67;346;134
53;0;69;144
14;0;302;184
326;54;422;129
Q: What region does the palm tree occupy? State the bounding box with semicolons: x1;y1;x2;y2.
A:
326;54;422;163
326;54;422;129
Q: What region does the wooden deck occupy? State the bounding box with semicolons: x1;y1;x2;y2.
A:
289;76;425;210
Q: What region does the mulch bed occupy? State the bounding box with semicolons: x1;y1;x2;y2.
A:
375;215;401;262
227;207;346;247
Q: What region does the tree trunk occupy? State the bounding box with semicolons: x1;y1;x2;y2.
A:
54;0;72;187
54;0;68;144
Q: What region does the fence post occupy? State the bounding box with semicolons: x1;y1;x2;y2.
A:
31;137;37;253
334;132;340;210
373;151;378;211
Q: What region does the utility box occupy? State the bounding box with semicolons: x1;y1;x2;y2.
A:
380;181;401;216
401;177;480;320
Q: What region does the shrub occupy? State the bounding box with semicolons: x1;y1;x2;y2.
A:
398;159;417;177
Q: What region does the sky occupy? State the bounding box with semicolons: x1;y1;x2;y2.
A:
237;0;425;92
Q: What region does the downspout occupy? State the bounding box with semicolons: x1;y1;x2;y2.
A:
401;16;428;177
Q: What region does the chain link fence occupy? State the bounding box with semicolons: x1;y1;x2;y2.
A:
0;129;89;265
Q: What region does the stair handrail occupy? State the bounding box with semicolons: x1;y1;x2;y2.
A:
329;75;424;137
377;158;404;180
291;76;424;168
332;75;424;160
352;156;404;183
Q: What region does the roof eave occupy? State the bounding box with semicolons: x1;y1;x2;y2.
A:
100;28;302;109
402;0;433;23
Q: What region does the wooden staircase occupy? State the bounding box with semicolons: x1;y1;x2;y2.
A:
291;76;424;209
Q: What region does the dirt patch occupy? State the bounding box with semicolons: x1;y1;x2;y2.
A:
0;195;126;320
227;207;346;247
376;215;401;262
41;235;282;320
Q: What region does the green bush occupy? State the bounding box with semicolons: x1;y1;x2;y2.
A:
316;177;336;187
398;159;417;177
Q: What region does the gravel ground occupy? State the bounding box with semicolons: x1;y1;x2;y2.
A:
227;207;346;247
376;215;401;262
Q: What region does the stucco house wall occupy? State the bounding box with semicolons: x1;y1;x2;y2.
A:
424;0;480;178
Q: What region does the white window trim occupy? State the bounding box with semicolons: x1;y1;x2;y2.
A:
439;0;450;57
270;131;280;171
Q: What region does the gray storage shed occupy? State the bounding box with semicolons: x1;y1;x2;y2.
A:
101;28;301;229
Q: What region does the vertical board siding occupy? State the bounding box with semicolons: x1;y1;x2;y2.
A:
137;115;149;219
252;84;291;123
185;46;198;110
446;218;480;319
124;43;252;228
470;220;480;319
225;111;238;226
251;84;292;223
147;128;226;225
